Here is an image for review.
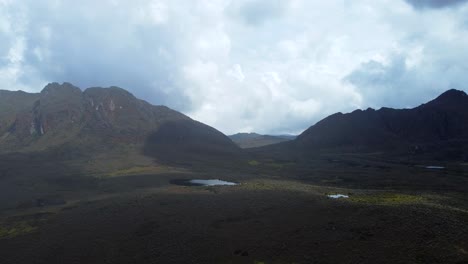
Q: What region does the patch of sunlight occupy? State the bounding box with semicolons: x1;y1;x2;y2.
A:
105;166;177;177
0;221;37;239
349;193;424;205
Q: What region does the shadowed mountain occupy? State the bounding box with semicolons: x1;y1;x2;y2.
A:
229;132;296;148
256;89;468;161
144;120;241;164
0;82;241;164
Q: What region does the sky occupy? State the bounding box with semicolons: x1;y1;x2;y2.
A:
1;0;468;135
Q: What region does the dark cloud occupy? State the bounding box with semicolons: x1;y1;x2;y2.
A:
18;1;192;111
344;53;468;109
228;0;285;26
344;56;422;108
404;0;468;9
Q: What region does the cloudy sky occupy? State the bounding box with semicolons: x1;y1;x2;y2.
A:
1;0;468;134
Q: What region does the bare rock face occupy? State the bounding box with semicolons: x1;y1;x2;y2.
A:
36;82;83;135
0;83;240;161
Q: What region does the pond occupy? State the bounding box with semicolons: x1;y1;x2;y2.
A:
425;166;445;169
327;194;349;199
170;179;238;186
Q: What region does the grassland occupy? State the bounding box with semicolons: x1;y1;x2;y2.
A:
0;151;467;264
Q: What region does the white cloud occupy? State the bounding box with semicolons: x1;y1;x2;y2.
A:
227;64;245;82
1;0;468;134
133;0;169;25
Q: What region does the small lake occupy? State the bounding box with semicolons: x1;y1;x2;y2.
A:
170;179;238;186
327;194;349;199
425;166;445;169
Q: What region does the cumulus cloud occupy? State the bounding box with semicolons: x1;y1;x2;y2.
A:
1;0;468;134
346;1;468;108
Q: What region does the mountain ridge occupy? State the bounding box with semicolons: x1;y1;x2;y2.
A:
287;89;468;160
0;82;240;165
2;84;468;163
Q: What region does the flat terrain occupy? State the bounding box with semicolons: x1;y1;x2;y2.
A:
1;154;468;264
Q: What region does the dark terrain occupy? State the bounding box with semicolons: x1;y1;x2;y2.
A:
295;89;468;159
0;84;467;264
229;133;296;148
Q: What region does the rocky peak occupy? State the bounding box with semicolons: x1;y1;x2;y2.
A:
437;88;467;98
426;89;468;107
41;82;82;97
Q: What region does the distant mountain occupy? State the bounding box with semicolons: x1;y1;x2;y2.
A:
229;132;296;148
0;82;240;164
292;89;468;160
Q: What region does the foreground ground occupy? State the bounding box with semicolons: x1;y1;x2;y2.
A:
0;154;468;264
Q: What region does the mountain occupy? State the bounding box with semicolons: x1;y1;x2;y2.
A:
0;82;240;165
229;133;296;148
291;89;468;160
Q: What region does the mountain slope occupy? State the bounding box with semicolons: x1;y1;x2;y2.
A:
291;89;468;159
0;82;241;164
229;133;296;148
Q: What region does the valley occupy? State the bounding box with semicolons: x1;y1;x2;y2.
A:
0;84;467;263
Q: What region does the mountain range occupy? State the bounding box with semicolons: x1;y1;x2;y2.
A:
1;83;468;164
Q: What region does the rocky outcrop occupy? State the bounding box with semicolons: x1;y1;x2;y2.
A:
0;83;240;161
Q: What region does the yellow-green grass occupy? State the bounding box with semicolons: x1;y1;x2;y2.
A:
105;165;178;177
243;180;428;204
0;221;37;239
240;179;345;195
248;160;260;166
349;193;425;205
247;160;294;169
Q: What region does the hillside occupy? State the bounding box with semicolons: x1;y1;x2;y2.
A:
291;89;468;160
0;82;241;166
